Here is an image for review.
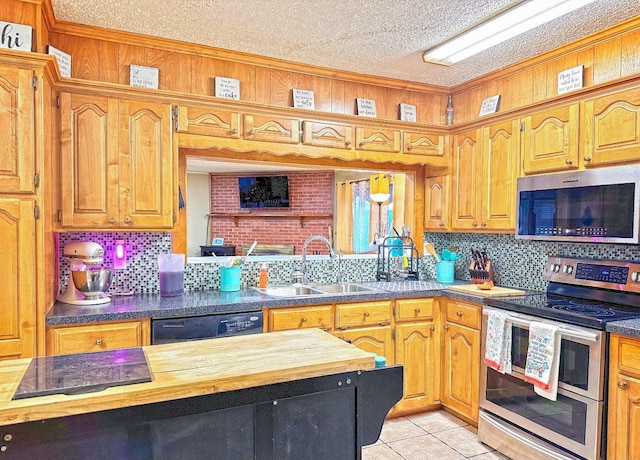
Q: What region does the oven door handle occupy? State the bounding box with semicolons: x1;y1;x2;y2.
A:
505;316;599;342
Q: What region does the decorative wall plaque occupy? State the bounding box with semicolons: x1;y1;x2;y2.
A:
399;103;417;122
0;21;32;52
215;76;240;100
48;46;71;78
357;98;377;117
130;65;159;89
293;88;315;109
558;65;584;94
479;95;501;117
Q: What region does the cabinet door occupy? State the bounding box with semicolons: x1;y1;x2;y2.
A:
302;120;353;150
244;114;299;144
175;105;240;139
522;104;579;174
583;88;640;167
335;301;392;329
46;320;150;356
481;119;519;230
394;322;438;413
267;305;333;332
404;131;447;163
608;375;640;460
0;198;36;359
59;93;119;228
355;126;401;153
0;65;35;194
333;326;394;365
119;100;174;228
424;175;449;230
442;322;479;422
451;128;481;230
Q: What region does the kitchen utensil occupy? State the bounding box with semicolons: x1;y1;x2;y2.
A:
424;243;441;262
245;240;258;258
449;251;458;261
442;248;452;261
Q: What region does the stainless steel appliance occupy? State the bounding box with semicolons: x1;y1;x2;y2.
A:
479;256;640;460
515;165;640;244
151;312;263;344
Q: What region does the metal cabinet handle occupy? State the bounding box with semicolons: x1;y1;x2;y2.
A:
123;216;132;224
481;222;487;227
108;217;115;224
364;312;370;317
248;129;255;135
359;141;366;147
472;222;478;227
345;140;352;146
231;128;238;134
444;325;450;330
566;158;573;165
439;221;445;227
618;381;628;390
456;311;463;317
95;338;103;345
301;317;307;323
414;308;421;313
430;326;435;332
407;144;413;150
584;155;592;162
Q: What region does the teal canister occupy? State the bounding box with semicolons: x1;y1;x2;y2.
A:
436;261;455;283
220;265;241;291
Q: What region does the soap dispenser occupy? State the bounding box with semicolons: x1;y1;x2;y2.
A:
259;263;268;288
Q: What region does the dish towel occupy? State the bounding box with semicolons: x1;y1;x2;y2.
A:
483;310;512;374
524;321;560;401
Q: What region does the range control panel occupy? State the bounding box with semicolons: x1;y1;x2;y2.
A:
545;256;640;293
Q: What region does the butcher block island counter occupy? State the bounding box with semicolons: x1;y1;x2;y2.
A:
0;329;403;459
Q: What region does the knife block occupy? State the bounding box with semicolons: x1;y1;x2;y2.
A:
469;259;494;284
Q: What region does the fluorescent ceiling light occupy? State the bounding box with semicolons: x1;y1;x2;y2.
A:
423;0;598;65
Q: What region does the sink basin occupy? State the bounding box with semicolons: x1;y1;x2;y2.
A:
258;285;326;297
311;283;377;294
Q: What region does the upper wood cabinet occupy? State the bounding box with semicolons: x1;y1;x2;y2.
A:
355;126;401;153
424;174;449;231
58;93;174;229
174;105;240;139
522;104;579;174
451;119;519;231
404;131;446;161
0;198;36;360
243;113;299;144
582;87;640;167
302;120;353;150
0;65;36;194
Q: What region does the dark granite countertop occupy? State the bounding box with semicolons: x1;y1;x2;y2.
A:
46;279;540;326
607;319;640;338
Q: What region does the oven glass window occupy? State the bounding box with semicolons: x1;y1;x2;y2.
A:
485;368;587;445
510;326;590;391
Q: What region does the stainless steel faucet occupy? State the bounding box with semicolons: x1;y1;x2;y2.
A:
295;235;336;283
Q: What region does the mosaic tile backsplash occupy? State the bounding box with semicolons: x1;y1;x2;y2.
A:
57;232;640;295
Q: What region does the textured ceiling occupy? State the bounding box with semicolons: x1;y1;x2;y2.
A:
50;0;640;87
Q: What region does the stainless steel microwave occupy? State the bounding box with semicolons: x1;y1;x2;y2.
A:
515;165;640;244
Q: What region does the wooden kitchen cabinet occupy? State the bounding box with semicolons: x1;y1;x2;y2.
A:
0;64;36;194
174;105;240;139
302;120;353;150
451;119;519;231
58;93;174;229
0;198;37;360
404;130;447;165
355;126;401;153
46;319;151;356
522;104;579;174
441;299;480;423
266;305;333;332
582;87;640;168
243;113;300;144
335;300;393;329
393;298;439;414
608;334;640;460
332;326;394;364
424;174;450;231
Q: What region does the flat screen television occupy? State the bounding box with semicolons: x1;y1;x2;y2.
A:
238;176;290;208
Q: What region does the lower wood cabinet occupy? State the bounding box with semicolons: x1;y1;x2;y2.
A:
608;334;640;460
332;326;394;363
441;299;480;423
46;319;151;356
267;305;333;332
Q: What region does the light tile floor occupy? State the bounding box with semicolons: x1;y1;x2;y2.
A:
363;410;512;460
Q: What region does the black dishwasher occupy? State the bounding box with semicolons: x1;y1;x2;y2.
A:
151;312;263;344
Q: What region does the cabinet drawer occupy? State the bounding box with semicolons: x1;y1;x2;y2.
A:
445;300;480;329
614;335;640;379
395;298;434;322
47;320;150;356
268;305;333;332
335;301;392;329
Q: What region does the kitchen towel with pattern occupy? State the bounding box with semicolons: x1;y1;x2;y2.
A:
524;321;560;401
483;310;512;374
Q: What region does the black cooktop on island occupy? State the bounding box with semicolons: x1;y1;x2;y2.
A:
13;348;152;400
486;291;640;330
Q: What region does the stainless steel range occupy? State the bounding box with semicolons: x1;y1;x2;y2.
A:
478;256;640;460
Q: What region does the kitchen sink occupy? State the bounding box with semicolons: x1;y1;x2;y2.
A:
254;282;380;298
308;283;377;294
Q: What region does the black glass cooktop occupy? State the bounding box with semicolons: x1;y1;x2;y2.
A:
485;293;640;330
13;348;152;400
